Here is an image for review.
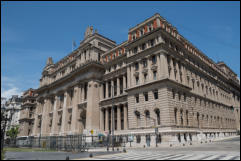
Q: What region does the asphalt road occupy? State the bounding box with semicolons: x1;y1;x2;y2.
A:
4;136;240;160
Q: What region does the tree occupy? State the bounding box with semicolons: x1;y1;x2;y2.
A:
6;126;19;146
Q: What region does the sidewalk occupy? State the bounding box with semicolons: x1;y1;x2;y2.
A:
212;135;240;142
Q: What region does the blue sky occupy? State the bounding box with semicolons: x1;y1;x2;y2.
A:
1;1;240;98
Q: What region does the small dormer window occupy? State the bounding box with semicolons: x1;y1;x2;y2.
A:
133;47;138;54
140;30;144;36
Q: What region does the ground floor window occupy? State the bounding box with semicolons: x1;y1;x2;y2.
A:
136;135;141;143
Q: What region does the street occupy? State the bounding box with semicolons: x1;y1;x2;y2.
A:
4;136;240;160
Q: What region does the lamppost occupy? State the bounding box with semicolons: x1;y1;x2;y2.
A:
1;106;15;150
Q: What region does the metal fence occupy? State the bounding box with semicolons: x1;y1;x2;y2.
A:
16;134;128;151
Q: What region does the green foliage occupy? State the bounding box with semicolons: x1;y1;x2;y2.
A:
1;149;5;160
6;126;19;141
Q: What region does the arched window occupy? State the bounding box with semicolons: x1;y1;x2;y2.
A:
180;109;183;126
135;110;141;127
197;113;200;128
174;108;177;125
186;110;189;126
145;110;150;127
154;109;161;125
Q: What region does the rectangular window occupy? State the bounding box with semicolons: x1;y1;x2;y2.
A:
135;95;139;103
150;39;154;47
136;77;139;85
135;62;139;71
144;73;148;82
141;43;146;50
144;92;148;101
143;60;147;68
153;71;157;80
154;90;158;100
152;55;156;64
133;47;138;54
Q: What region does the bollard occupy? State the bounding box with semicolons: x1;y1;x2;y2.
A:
66;156;69;160
123;148;127;153
170;144;172;147
117;148;119;151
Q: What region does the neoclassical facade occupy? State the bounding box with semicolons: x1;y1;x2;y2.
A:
18;89;37;137
30;14;240;146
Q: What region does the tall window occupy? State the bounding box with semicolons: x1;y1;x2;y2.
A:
144;92;148;101
136;76;139;85
133;47;138;54
135;94;139;103
153;71;157;80
135;111;141;127
153;90;158;100
145;110;150;127
98;53;101;61
143;60;147;68
174;108;177;125
150;39;154;47
84;83;88;100
152;55;156;64
135;62;139;70
186;110;189;126
155;109;161;125
180;110;183;126
141;43;146;50
144;73;148;82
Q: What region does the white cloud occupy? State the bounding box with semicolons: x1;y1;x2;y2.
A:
1;87;23;99
1;76;23;99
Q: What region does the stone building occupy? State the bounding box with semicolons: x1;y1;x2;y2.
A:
4;95;22;136
30;13;240;146
18;88;37;137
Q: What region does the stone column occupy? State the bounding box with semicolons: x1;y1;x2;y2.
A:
157;54;161;79
182;65;187;86
117;105;121;131
105;81;109;99
100;83;104;100
127;66;131;88
111;79;114;96
176;109;180;126
117;77;120;96
71;85;80;134
81;84;85;102
40;98;50;136
105;108;109;131
183;110;186;127
100;108;104;131
51;95;59;135
60;91;68;135
147;57;152;81
176;62;181;82
160;52;169;79
32;102;40;136
124;104;128;130
130;65;134;87
169;57;175;80
123;74;127;90
86;80;101;130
